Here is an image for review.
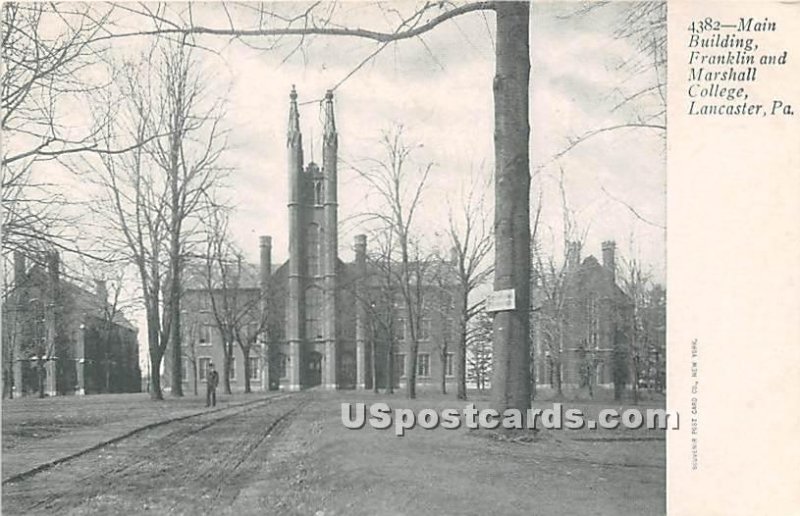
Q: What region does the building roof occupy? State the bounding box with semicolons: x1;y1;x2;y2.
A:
22;265;137;331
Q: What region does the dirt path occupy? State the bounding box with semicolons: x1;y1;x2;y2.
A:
2;394;308;515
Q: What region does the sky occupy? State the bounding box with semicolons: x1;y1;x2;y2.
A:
189;1;667;280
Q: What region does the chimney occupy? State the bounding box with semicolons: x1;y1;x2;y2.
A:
602;241;616;279
259;235;272;293
566;241;581;270
449;247;459;264
95;279;108;305
46;251;60;288
353;234;367;263
13;251;26;289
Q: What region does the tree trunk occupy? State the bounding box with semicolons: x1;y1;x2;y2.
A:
242;346;251;393
192;359;198;395
371;333;378;394
385;339;394;395
147;305;164;400
440;344;447;395
222;343;232;394
407;338;418;399
491;1;532;414
456;316;468;400
149;349;164;401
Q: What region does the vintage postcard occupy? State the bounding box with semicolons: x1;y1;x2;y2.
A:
1;1;797;514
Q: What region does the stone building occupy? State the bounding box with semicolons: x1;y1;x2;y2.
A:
176;88;460;393
3;252;141;397
531;241;633;393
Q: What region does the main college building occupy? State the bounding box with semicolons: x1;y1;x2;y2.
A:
173;89;460;393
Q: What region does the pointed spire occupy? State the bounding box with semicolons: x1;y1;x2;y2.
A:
287;85;301;146
323;90;337;146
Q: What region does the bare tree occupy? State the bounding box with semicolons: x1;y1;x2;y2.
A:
199;208;269;395
181;316;200;396
361;229;400;395
619;253;663;404
444;173;494;400
531;168;589;398
1;3;159;260
354;125;434;399
85;38;227;400
467;310;493;392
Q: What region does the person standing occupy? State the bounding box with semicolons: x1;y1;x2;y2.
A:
206;362;219;407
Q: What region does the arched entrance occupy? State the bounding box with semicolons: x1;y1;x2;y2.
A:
339;351;356;389
307;351;322;387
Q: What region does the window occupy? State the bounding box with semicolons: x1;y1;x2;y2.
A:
587;294;599;348
199;325;213;346
419;318;431;340
417;353;430;377
307;224;320;277
248;356;260;380
445;353;454;377
394;353;406;379
199;357;212;382
279;353;288;379
229;357;236;381
314;180;324;205
395;317;406;341
181;358;191;382
306;287;323;340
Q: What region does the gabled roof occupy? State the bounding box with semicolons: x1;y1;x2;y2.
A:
22;266;137;331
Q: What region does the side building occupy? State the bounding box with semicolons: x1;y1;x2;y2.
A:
531;241;634;395
3;252;141;398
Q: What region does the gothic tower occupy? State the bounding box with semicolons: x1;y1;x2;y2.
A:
286;86;304;390
321;90;339;390
285;87;340;390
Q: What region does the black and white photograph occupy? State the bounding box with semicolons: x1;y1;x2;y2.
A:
4;1;794;514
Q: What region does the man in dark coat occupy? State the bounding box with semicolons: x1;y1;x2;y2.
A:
206;362;219;407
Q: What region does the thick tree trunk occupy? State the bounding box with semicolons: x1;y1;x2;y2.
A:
242;346;251;393
491;1;532;414
222;344;233;395
456;315;468;400
149;349;164;401
407;337;418;399
192;359;198;395
169;297;183;396
147;305;164;400
385;339;394;395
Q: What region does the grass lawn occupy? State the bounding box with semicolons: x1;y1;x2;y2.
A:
236;391;666;516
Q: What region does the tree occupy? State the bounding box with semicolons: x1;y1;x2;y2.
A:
181;316;200;396
354;125;434;399
86;38;227;400
1;3;162;261
444;173;494;400
199;208;269;394
467;310;493;392
361;230;400;395
619;254;665;403
531;166;588;398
